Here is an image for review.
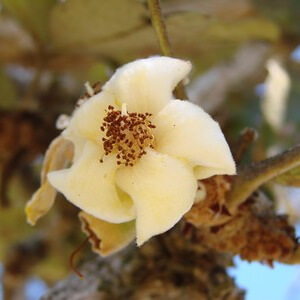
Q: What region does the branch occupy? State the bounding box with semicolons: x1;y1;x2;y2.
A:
233;127;257;164
42;232;244;299
228;145;300;211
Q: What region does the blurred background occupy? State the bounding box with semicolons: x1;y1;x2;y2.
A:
0;0;299;299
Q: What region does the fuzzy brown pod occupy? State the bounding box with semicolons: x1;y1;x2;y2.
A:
185;175;299;263
185;175;233;228
196;197;298;263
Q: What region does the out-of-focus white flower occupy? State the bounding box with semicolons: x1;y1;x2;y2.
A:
261;59;290;131
275;185;300;224
47;56;235;246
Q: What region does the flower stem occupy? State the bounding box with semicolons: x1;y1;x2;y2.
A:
228;144;300;211
147;0;187;99
147;0;172;56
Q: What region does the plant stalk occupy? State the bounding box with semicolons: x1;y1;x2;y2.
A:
228;145;300;211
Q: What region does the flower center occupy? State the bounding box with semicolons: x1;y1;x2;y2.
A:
100;105;156;166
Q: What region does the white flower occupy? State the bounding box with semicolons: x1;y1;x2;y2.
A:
261;59;290;131
48;56;235;246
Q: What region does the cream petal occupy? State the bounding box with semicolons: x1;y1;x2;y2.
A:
63;91;114;153
66;135;86;162
103;57;192;114
48;142;135;223
153;100;236;179
115;149;197;246
194;166;231;180
79;212;135;257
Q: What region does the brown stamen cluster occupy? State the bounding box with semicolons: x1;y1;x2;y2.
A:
100;105;156;166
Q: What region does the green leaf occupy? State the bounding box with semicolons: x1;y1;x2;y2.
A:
95;13;279;71
50;0;279;71
254;0;300;35
274;166;300;187
49;0;148;50
1;0;56;43
0;68;17;109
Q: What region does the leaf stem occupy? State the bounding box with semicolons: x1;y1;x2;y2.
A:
228;145;300;211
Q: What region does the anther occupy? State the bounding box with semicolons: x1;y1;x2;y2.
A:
99;105;156;166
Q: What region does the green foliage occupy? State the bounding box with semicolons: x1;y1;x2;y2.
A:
0;175;35;257
254;0;300;34
49;0;148;50
1;0;56;43
79;62;109;85
49;0;279;68
274;166;300;187
0;0;281;72
0;68;17;109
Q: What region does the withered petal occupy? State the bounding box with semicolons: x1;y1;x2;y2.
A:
25;135;73;225
79;211;135;256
